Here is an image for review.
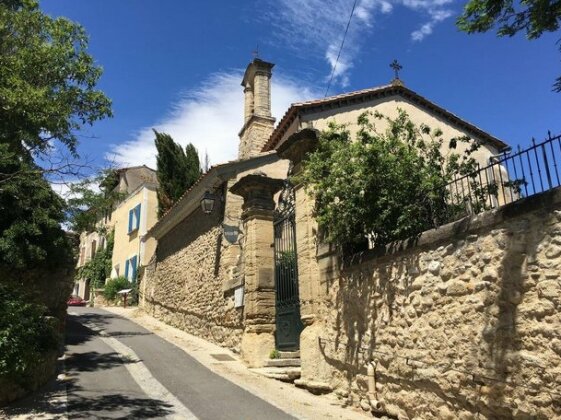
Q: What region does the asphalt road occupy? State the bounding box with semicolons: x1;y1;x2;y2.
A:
3;307;295;420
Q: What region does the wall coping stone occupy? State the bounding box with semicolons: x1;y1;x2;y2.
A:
322;185;561;269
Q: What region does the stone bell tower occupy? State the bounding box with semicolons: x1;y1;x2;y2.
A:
238;59;275;159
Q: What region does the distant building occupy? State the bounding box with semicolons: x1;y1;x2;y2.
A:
74;166;158;300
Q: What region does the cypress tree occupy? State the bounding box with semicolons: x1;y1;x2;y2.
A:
185;143;202;184
154;130;201;217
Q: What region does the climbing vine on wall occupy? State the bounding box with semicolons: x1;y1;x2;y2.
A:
76;229;114;289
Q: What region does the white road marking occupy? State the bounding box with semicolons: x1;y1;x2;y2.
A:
79;319;198;420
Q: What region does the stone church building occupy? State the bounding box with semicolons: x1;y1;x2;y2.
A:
140;59;561;419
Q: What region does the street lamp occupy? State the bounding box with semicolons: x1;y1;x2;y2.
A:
200;190;216;214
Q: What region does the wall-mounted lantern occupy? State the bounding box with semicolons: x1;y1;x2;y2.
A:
200;190;216;214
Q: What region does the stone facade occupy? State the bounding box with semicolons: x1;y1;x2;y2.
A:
143;187;245;350
296;187;561;419
239;59;275;159
141;157;290;353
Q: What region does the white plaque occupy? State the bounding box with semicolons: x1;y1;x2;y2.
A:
234;286;244;308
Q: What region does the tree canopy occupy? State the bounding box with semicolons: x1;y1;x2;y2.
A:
0;144;73;270
457;0;561;91
154;130;201;217
0;0;112;274
65;169;123;233
297;111;495;250
0;0;112;161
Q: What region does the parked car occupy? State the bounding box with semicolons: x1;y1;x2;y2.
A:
67;295;87;306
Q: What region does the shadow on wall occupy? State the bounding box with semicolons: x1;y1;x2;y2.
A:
480;204;547;417
318;193;558;418
325;255;420;394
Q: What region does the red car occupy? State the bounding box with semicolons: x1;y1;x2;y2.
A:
67;295;87;306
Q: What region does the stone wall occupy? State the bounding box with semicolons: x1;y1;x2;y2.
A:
304;188;561;419
142;187;244;350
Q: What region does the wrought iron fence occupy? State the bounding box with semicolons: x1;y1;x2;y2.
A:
445;131;561;220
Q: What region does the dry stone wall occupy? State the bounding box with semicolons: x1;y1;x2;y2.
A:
142;194;244;351
313;189;561;419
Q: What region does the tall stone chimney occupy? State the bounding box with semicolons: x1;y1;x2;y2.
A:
238;59;275;159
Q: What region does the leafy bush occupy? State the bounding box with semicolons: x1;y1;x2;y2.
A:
103;276;132;302
0;284;59;383
297;110;495;249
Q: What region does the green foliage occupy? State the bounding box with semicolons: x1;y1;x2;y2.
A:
154;130;201;217
103;276;132;302
0;145;73;270
297;110;493;249
66;170;124;233
0;0;111;273
0;0;112;159
457;0;561;91
0;283;59;383
269;349;280;359
76;230;114;289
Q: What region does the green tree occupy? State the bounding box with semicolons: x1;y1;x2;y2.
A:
154;130;201;217
297;110;498;249
0;145;73;270
66;169;123;233
0;0;112;169
0;0;111;272
457;0;561;91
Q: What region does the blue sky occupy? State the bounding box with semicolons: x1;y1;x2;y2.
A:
41;0;560;175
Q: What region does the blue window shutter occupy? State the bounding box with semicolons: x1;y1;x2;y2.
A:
135;204;141;230
131;255;138;282
128;209;133;233
124;259;129;279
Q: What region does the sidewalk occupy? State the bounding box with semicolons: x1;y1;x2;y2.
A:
102;306;375;420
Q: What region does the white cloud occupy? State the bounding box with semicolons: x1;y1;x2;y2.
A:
269;0;377;88
107;71;320;169
268;0;454;84
411;8;453;41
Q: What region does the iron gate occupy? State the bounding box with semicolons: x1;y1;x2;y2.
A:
273;181;303;351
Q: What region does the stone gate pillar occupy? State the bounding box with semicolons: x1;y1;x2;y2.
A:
230;173;284;367
277;129;335;392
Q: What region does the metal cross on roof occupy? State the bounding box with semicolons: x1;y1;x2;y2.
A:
390;59;403;79
252;44;259;59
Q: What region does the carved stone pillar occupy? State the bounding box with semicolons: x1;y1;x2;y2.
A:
277;129;334;391
230;173;284;367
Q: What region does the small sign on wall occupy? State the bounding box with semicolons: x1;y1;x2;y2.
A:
223;224;240;244
234;285;244;308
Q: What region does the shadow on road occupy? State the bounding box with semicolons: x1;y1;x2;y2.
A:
65;390;174;419
2;376;174;419
65;350;137;373
1;309;173;419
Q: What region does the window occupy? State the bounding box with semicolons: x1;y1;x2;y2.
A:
90;240;97;259
128;204;141;234
124;255;138;282
79;247;85;265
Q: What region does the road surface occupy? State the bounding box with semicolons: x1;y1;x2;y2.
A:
3;307;295;419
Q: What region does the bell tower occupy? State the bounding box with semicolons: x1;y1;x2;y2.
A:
238;59;275;159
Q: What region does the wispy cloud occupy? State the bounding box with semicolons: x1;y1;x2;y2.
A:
407;2;454;41
268;0;454;84
107;71;320;169
268;0;379;88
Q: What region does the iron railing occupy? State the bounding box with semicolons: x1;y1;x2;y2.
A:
446;131;561;219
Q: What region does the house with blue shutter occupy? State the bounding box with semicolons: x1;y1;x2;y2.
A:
74;166;159;299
